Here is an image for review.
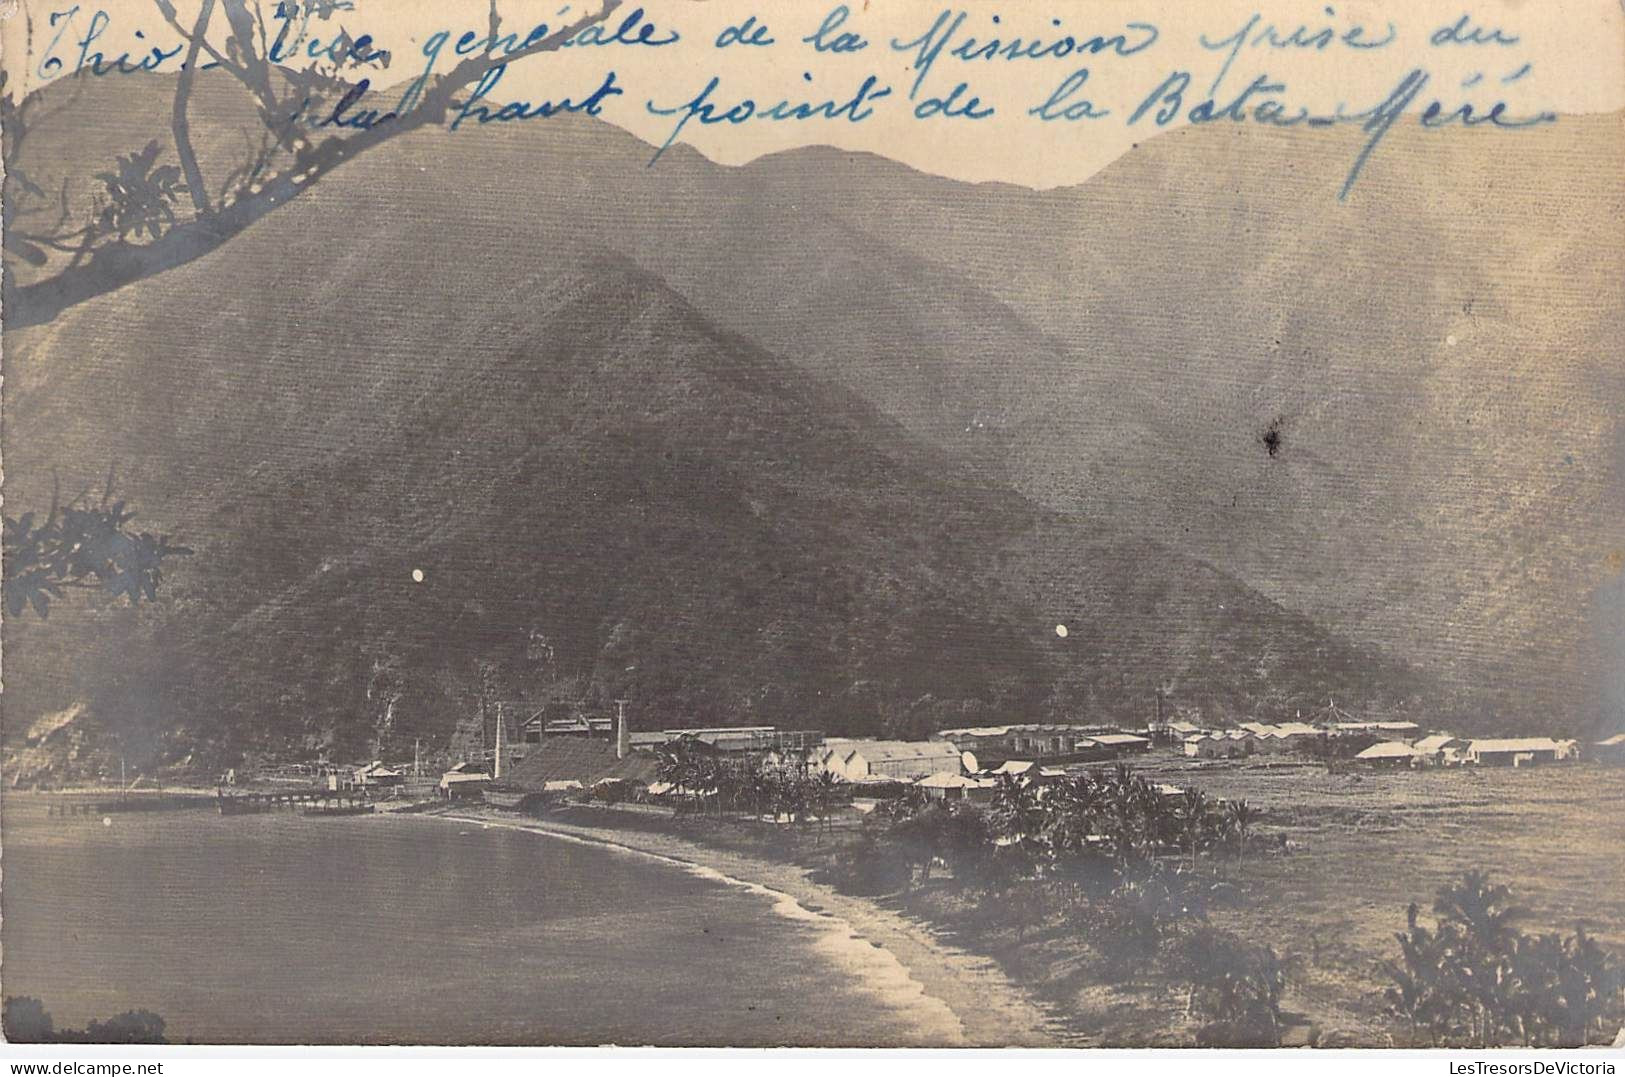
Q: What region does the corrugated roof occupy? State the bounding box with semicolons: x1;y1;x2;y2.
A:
665;727;777;736
938;723;1106;738
1088;733;1149;745
1356;741;1419;759
1469;738;1567;754
1333;720;1421;732
503;738;620;789
1596;733;1625;747
596;752;662;784
1413;734;1463;751
843;740;962;762
991;760;1034;775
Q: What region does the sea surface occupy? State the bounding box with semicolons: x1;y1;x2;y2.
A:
0;800;965;1045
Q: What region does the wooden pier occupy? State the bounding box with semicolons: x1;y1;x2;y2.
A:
45;794;213;817
216;788;373;815
37;788;381;818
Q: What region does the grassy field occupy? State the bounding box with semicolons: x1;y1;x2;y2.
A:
547;756;1625;1046
1118;755;1625;1042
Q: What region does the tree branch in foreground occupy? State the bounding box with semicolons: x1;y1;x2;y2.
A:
3;0;621;330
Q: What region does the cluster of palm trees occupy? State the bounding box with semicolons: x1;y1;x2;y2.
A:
856;765;1264;945
863;764;1275;1004
653;743;843;825
653;749;1264;895
1386;870;1623;1047
983;764;1264;873
650;749;1297;1037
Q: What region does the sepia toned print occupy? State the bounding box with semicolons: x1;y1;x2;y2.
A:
2;0;1622;1049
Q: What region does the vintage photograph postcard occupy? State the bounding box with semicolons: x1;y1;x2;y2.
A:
2;0;1622;1053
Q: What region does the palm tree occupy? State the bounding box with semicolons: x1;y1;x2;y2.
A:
1176;789;1211;870
811;770;842;839
655;744;691;810
989;774;1044;846
1225;799;1261;861
1434;870;1527;955
1431;872;1530;1046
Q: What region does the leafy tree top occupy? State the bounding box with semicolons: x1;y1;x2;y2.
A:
3;483;190;618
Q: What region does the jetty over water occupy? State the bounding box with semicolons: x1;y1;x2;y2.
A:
44;792;215;817
216;788;374;815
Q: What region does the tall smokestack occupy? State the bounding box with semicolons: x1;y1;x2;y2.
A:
493;701;505;779
615;698;630;760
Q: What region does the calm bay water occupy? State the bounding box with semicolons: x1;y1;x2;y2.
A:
0;801;963;1045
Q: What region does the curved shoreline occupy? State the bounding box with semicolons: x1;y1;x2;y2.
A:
430;808;1064;1047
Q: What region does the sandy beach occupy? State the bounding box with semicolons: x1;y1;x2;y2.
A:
434;807;1068;1047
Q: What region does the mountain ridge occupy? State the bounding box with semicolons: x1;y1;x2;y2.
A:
4;73;1615;767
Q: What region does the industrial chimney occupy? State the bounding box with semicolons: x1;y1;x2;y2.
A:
614;698;630;760
493;701;506;780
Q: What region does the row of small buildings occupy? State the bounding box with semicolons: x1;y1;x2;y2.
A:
1176;719;1614;769
1178;720;1431;758
411;720;1159;801
352;712;1625;803
818;725;1155;785
1353;735;1594;768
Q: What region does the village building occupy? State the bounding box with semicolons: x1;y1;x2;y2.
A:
1269;722;1326;749
627;731;667;751
1465;738;1576;767
438;761;492;800
1233;721;1327;753
916;771;995;802
486;724;662;807
989;759;1037;778
818;739;964;783
1410;734;1468;765
934;723;1118;766
1189;734;1261;756
982;760;1071;786
1595;732;1625;764
1355;741;1420;767
1330;720;1422;738
501;736;619;788
1183;731;1255;759
666;728;825;762
623;727;824;762
1085;732;1152;755
1240;723;1290;753
352;761;404;788
518;710;613;743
